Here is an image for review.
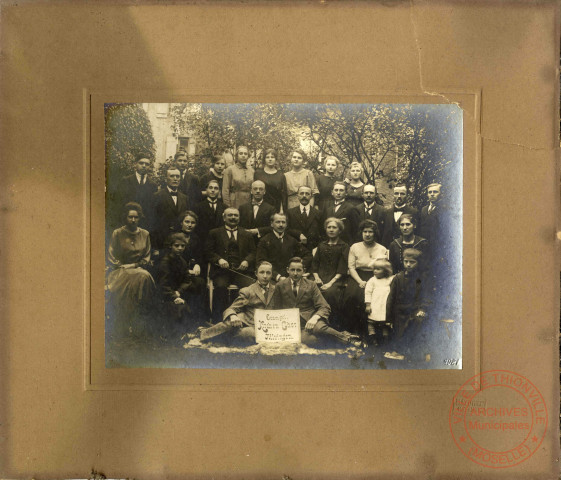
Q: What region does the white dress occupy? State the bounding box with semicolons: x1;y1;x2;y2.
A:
364;275;395;322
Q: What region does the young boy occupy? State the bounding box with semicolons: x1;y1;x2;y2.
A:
385;248;432;358
158;232;204;334
271;257;361;347
197;261;276;343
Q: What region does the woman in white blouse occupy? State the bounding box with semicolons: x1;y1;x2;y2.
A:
342;219;388;337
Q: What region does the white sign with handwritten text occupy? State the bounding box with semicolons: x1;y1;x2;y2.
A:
254;308;301;344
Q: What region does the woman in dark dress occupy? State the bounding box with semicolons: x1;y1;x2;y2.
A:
388;214;429;274
311;217;349;329
175;210;207;321
344;161;365;206
107;202;156;324
315;155;339;216
254;148;287;212
199;154;226;199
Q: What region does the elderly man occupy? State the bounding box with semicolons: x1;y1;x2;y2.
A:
205;207;256;321
381;185;418;248
239;180;277;238
271;257;361;347
150;165;188;250
348;184;386;243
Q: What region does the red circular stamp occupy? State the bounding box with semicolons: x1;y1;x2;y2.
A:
449;370;548;468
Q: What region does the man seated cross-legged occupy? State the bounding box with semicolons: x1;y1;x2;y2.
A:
271;257;362;347
197;261;276;344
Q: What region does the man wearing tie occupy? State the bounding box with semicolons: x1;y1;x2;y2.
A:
286;186;322;251
419;183;443;248
380;185;419;248
348;184;386;243
271;257;361;347
150;166;188;251
239;180;276;239
197;261;276;343
109;153;158;230
175;151;202;207
205;208;256;321
321;181;354;243
194;179;225;244
256;213;311;283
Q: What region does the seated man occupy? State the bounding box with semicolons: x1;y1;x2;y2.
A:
205;207;256;322
256;213;312;283
271;257;361;347
197;261;275;343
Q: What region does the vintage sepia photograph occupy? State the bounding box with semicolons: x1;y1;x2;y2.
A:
104;102;463;369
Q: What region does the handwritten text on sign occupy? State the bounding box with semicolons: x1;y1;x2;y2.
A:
254;308;301;344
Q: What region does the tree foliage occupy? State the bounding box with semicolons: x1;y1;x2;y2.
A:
170;103;302;171
289;103;461;209
105;103;156;183
169;102;462;209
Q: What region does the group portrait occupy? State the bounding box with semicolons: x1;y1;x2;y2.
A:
104;102;463;369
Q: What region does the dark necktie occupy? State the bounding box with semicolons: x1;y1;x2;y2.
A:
170;191;178;197
292;282;298;298
228;229;237;240
209;200;217;212
139;175;145;185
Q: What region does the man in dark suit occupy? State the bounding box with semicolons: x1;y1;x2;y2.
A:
194;179;225;244
256;213;311;283
205;207;256;322
321;181;355;243
239;180;276;239
348;184;386;243
271;257;361;347
175;151;202;207
286;185;322;251
419;183;444;248
380;185;419;248
150;166;188;251
197;260;275;343
108;153;158;230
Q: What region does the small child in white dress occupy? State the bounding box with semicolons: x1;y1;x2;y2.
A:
364;258;394;345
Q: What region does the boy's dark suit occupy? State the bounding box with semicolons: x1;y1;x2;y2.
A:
179;170;202;207
271;277;355;346
239;201;276;233
321;200;355;243
380;205;419;248
150;189;188;249
286;205;322;250
348;202;386;243
256;233;311;281
194;198;225;243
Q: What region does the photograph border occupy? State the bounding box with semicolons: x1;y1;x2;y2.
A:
85;90;480;391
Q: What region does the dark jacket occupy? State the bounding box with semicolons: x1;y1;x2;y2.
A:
256;232;311;281
150;188;189;249
321;200;355;243
286;205;322;250
348;202;386;243
205;226;256;273
194;199;225;243
380;205;419;248
239;201;277;233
